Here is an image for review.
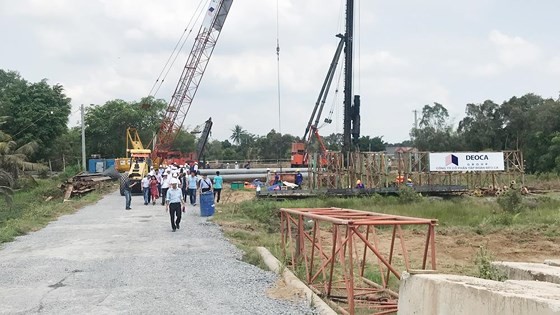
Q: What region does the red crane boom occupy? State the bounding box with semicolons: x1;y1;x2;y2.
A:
153;0;233;163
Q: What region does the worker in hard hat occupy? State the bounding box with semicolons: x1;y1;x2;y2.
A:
295;169;303;189
356;179;365;189
405;178;414;187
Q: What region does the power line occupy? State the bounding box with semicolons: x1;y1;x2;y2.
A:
148;0;207;98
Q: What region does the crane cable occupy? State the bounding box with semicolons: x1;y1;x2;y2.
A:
276;0;282;134
318;0;346;133
148;0;208;98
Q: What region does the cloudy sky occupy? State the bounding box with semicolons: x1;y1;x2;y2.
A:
1;0;559;144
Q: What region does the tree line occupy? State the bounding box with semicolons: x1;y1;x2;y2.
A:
1;69;560;175
411;94;560;173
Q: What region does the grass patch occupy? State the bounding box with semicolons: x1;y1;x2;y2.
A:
215;192;560;291
0;178;108;244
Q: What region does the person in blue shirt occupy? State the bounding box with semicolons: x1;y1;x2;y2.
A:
166;179;185;232
187;172;198;206
213;171;223;203
295;169;303;189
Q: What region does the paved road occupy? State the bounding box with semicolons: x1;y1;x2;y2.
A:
0;191;312;314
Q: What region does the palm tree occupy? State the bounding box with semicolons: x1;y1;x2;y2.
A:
230;125;246;145
0;114;44;182
0;131;40;181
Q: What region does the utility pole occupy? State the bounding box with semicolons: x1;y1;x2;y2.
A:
81;104;86;172
342;0;354;155
413;109;418;130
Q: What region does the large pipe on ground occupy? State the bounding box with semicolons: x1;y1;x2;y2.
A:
207;172;308;182
197;168;307;175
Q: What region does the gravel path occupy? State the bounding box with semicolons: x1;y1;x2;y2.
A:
0;191;314;314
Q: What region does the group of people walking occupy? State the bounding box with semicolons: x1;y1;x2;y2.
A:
139;166;224;207
122;163;224;232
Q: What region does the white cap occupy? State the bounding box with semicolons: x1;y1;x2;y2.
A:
169;178;179;185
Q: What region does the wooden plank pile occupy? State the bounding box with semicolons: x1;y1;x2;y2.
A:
60;172;112;201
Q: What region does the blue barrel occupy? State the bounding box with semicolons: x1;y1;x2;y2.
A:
200;191;215;217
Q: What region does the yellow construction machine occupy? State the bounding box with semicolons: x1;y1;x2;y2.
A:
119;128;152;195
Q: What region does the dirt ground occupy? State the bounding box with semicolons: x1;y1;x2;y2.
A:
217;186;256;204
216;188;560;302
266;278;307;301
433;228;560;274
217;187;560;275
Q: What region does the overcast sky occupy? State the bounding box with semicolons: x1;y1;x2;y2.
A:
1;0;559;144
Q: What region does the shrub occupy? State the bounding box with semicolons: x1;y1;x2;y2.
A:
497;189;523;213
37;168;50;179
398;186;423;204
475;246;507;281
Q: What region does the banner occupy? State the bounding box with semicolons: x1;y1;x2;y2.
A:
202;0;220;30
429;152;505;172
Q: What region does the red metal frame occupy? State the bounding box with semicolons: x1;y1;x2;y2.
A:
280;207;437;315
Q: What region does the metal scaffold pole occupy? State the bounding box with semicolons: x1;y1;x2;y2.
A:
81;104;86;172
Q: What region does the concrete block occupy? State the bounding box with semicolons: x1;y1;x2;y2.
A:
398;273;560;315
492;261;560;284
546;260;560;267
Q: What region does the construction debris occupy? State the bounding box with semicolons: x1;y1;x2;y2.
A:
60;172;112;201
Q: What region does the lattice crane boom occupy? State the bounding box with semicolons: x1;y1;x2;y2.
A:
154;0;233;159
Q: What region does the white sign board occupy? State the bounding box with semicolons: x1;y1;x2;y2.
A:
202;0;220;30
429;152;505;172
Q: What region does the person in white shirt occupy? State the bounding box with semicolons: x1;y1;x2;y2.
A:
166;178;185;232
198;173;213;193
141;175;151;205
161;174;170;205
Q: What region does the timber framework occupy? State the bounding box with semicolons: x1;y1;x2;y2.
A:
307;150;524;192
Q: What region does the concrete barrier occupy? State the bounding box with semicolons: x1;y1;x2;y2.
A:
398;273;560;315
256;247;337;315
492;261;560;285
546;260;560;267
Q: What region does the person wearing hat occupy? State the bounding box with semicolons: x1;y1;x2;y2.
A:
166;177;185;232
160;173;170;205
295;169;303;189
198;173;213;193
356;180;365;189
405;178;414;188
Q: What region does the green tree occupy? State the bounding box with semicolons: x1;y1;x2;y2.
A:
0;70;72;161
85;97;167;157
204;140;223;160
358;136;386;152
255;129;295;160
230;125;247;145
170;129;196;154
457;100;504;151
0;130;42;180
500;94;543;151
323;133;343;151
411;103;459;151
